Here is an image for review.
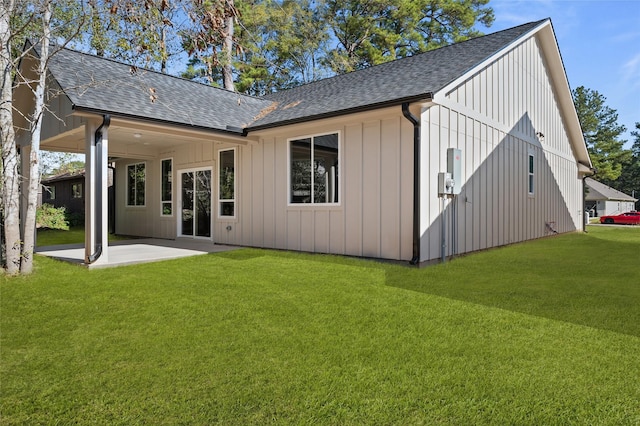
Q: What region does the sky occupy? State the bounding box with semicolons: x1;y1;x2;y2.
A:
481;0;640;148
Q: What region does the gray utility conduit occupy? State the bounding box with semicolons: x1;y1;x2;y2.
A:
87;115;110;264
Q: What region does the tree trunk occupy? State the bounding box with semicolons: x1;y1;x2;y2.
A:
0;0;21;275
20;1;52;274
222;0;235;92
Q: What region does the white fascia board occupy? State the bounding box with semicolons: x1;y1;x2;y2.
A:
536;20;592;170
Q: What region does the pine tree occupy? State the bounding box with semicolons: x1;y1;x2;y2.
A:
572;86;631;184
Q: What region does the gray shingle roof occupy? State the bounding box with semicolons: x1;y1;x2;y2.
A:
41;169;85;183
585;178;637;202
251;19;547;129
47;49;273;133
45;19;547;133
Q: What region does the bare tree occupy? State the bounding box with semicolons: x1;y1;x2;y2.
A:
1;0;85;274
1;0;21;274
19;1;51;274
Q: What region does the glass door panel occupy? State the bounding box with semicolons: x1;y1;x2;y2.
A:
180;169;211;238
195;170;211;237
181;172;194;236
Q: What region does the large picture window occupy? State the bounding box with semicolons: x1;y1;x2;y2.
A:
161;158;172;216
127;162;146;206
218;149;236;217
289;132;339;204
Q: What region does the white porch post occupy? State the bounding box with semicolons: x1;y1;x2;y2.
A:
84;119;109;265
84;120;96;263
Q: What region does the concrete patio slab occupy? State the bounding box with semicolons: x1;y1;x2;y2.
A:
36;239;240;269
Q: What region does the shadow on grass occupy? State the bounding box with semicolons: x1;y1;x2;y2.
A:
36;226;132;247
253;228;640;337
384;231;640;338
211;249;267;261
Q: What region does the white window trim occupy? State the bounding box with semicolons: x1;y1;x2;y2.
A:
287;130;341;207
217;148;237;219
176;166;213;240
126;162;146;207
160;157;173;217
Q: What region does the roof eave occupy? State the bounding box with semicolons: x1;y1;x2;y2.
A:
72;105;249;138
536;20;592;169
41;173;85;183
246;94;434;132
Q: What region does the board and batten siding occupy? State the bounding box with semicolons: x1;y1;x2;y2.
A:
232;111;415;261
114;140;218;240
420;35;583;262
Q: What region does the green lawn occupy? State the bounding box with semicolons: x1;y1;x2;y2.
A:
36;226;129;247
2;227;639;424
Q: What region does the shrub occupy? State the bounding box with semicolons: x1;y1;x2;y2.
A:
37;204;69;230
65;211;85;227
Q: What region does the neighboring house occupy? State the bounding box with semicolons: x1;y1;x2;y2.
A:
40;168;116;230
41;170;86;216
15;19;592;266
585;178;637;216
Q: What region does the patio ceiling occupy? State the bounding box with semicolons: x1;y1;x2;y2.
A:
40;116;254;159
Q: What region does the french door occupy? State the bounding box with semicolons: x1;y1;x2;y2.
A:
179;168;212;238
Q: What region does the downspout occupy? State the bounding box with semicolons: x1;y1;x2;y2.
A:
402;103;420;265
87;114;110;264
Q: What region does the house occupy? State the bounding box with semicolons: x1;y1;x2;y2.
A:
585;178;637;216
14;18;592;266
40;169;86;216
40;168;116;230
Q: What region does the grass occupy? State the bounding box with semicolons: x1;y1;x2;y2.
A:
36;226;130;247
2;226;639;424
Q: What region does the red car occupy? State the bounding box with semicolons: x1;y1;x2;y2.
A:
599;211;640;225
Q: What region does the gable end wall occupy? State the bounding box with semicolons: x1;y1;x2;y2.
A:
420;35;582;261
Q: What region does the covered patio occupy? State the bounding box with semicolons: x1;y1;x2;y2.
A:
36;239;239;269
13;46;261;269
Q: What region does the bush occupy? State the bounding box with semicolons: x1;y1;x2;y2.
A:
37;204;69;230
65;211;84;227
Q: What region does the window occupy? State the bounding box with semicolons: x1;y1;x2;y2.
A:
289;132;339;204
46;185;55;200
71;183;82;199
218;149;235;217
528;154;535;195
161;158;172;215
127;162;146;206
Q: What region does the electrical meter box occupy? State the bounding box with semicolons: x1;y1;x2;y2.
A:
447;148;462;194
438;172;454;196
